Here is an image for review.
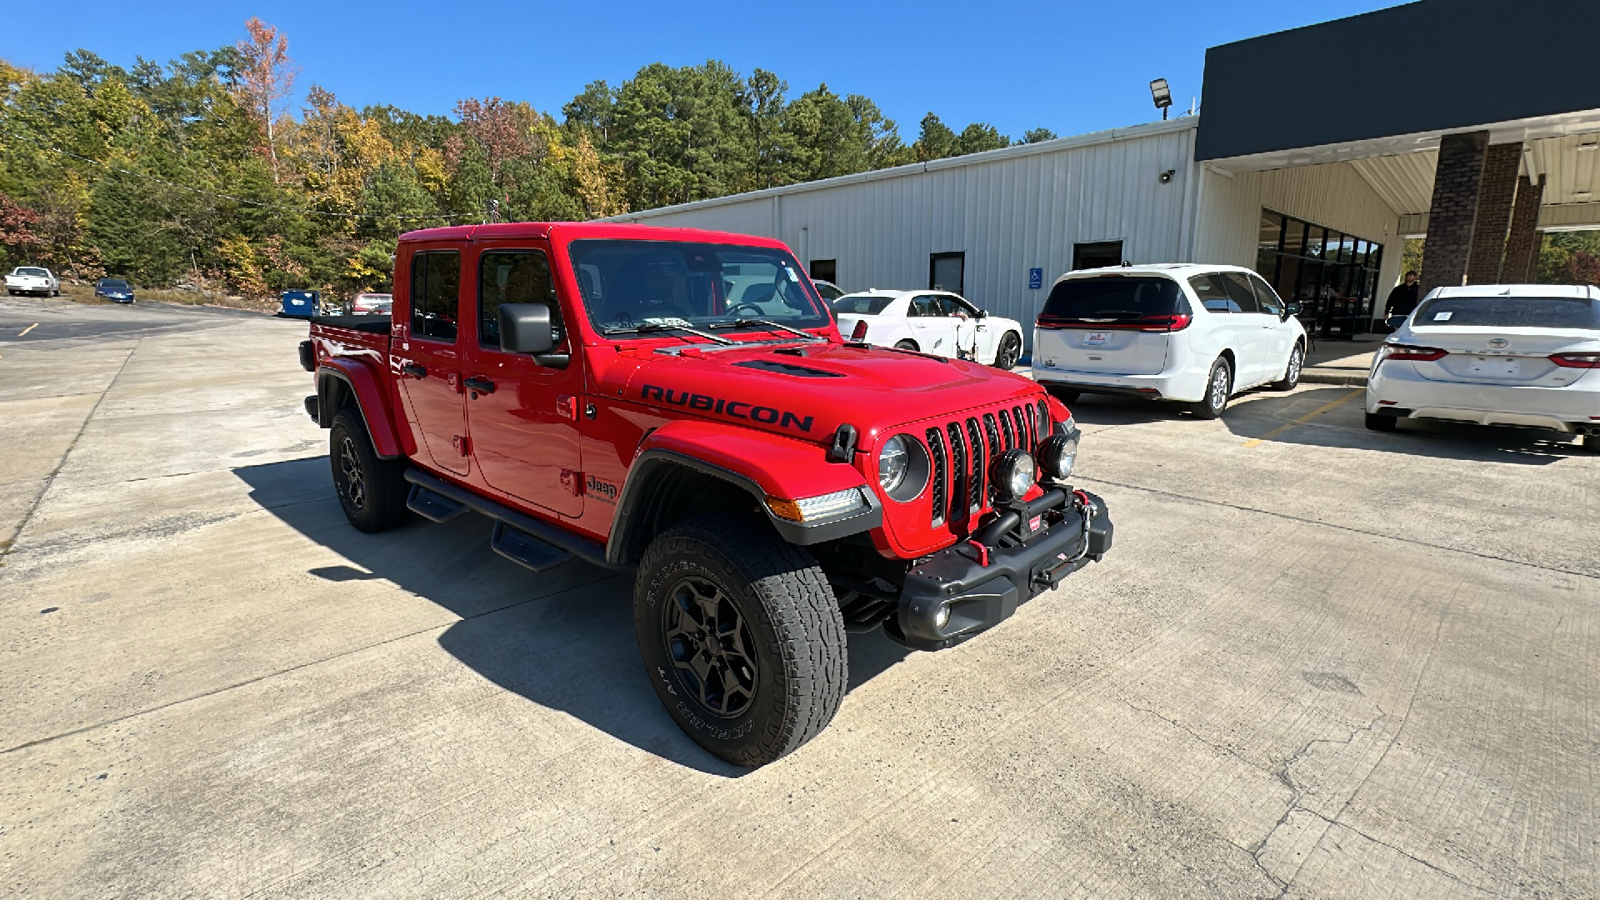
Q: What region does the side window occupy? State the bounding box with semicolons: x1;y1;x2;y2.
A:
1219;272;1262;314
478;250;563;349
411;251;461;342
1188;275;1235;313
1248;273;1285;316
910;295;938;317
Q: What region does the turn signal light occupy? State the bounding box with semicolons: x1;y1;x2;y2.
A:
1379;343;1448;362
1550;352;1600;368
850;320;868;341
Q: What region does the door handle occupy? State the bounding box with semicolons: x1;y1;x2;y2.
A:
463;375;496;395
402;363;426;378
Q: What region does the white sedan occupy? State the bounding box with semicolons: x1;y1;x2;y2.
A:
832;289;1026;369
1365;284;1600;450
6;266;60;297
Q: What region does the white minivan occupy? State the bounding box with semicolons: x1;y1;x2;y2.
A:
1030;264;1308;418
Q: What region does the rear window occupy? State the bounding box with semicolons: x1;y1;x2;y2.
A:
1414;295;1600;329
17;267;48;277
832;294;897;315
1039;276;1186;323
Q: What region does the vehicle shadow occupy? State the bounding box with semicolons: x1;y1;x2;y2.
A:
234;457;910;776
1062;387;1585;465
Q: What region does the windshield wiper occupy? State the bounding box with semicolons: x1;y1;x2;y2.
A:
708;318;825;341
602;322;733;344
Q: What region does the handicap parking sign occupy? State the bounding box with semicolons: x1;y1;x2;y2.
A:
1028;267;1043;290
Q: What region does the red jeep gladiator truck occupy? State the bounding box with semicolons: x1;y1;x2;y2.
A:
298;222;1112;766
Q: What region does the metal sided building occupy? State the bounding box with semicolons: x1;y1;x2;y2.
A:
610;0;1600;351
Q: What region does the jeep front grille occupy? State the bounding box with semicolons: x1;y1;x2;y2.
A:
923;401;1048;529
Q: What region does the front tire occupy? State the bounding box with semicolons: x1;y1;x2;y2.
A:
1364;412;1397;432
1273;343;1304;390
894;339;918;352
634;514;847;767
329;407;411;533
993;332;1022;370
1190;358;1232;419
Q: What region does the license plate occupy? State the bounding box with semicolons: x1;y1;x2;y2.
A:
1468;357;1519;377
1083;332;1109;347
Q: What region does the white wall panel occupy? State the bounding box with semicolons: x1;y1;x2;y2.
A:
616;121;1200;349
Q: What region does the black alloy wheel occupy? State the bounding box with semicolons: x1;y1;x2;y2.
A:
660;574;760;718
994;332;1022;370
328;407;411;533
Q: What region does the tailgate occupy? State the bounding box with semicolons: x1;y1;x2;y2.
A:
1035;325;1169;376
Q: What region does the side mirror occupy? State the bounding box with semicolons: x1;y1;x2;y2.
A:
497;303;569;368
1284;302;1302;317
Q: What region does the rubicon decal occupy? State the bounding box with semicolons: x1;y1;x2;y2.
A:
640;385;814;432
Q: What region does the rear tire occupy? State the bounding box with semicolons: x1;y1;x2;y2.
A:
1364;412;1397;432
894;339;918;352
634;514;847;768
1580;433;1600;453
1190;358;1232;419
329;407;411;533
1047;387;1081;404
1273;343;1304;391
993;332;1022;370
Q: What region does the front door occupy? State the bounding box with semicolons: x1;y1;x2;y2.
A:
908;294;956;356
394;248;468;475
462;245;584;518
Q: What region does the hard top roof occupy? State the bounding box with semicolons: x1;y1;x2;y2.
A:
397;221;790;250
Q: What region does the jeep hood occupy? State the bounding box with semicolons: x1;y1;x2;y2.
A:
589;340;1044;445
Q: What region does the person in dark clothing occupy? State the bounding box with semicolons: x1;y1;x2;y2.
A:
1385;271;1421;319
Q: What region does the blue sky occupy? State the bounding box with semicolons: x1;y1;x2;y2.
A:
1;0;1401;140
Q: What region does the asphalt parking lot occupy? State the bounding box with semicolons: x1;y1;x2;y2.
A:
2;295;1596;898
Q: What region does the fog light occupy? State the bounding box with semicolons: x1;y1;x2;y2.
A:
934;606;950;629
990;449;1036;501
1035;431;1079;481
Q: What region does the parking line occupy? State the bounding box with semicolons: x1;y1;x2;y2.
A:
1242;388;1363;447
18;323;38;337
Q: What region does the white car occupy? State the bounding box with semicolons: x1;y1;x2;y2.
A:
812;279;845;302
6;266;60;297
1030;264;1307;418
1365;284;1600;450
831;289;1026;370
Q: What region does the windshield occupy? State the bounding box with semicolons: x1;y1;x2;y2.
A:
832;294;897;315
1414;295;1600;329
16;267;48;277
569;239;829;337
99;279;129;289
1039;276;1186;323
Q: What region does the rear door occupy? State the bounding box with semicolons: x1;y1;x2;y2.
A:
1035;275;1182;375
462;243;584;518
394;247;469;475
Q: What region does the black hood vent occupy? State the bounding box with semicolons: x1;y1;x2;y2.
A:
731;359;843;378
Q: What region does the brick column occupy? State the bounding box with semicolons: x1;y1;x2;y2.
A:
1420;131;1489;297
1501;174;1545;284
1465;142;1523;284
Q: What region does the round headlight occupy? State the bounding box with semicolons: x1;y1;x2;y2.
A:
991;449;1036;501
878;435;909;493
1035;432;1079;481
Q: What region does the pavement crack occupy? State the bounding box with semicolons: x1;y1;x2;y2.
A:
1076;475;1599;581
1119;699;1264;773
0;340;140;563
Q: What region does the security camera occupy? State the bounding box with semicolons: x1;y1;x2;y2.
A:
1158;169;1175;184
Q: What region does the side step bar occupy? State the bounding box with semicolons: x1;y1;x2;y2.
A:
403;469;624;572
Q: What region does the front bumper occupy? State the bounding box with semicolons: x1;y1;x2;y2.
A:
888;489;1113;651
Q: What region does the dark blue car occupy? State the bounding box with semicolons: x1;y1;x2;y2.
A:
95;278;136;303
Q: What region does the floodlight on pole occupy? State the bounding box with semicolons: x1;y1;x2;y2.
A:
1149;78;1173;120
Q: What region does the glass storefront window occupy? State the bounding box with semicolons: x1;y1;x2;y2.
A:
1254;208;1384;339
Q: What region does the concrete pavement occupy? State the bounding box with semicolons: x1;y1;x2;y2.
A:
1;295;1596;898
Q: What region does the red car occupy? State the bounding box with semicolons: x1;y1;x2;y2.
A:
350;292;393;315
298;222;1112;766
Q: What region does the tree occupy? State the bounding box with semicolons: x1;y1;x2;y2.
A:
1020;127;1057;144
913;113;957;161
234;17;297;181
0;191;41;270
955;122;1008;155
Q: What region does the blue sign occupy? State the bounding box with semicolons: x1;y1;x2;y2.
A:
1028;267;1043;290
